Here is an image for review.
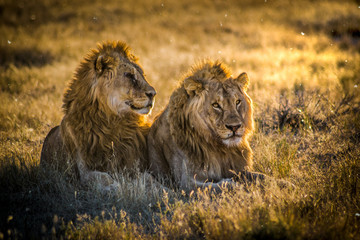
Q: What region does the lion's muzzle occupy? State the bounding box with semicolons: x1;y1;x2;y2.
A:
225;124;241;132
145;87;156;102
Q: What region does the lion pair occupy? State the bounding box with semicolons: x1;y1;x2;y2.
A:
41;41;265;192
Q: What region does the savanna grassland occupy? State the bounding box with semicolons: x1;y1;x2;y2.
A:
1;0;360;239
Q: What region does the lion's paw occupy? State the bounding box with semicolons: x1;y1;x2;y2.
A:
102;181;121;192
218;178;236;189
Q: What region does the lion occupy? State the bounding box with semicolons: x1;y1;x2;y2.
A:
40;41;156;191
148;60;265;191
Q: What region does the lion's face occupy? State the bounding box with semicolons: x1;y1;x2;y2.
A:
204;79;252;147
95;56;156;116
184;70;253;148
106;63;155;115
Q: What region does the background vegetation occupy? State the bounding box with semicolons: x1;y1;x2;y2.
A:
0;0;359;239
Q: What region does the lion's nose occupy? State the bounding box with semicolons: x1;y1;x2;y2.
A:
225;124;241;132
146;88;156;101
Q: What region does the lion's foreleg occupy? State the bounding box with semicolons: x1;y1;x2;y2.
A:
180;162;235;192
197;178;234;192
76;152;119;191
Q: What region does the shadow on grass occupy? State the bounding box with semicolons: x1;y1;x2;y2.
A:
296;13;360;52
0;155;169;239
0;46;54;69
0;158;77;239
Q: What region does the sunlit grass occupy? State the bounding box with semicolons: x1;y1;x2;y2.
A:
0;0;359;239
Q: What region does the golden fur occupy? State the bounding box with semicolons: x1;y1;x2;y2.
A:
41;41;156;190
148;60;260;191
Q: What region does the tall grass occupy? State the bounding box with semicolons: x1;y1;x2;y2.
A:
0;0;359;239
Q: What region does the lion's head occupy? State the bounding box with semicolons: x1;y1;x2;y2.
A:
178;61;254;148
94;51;156;116
63;41;156;117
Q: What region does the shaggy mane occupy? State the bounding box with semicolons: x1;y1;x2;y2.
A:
60;41;149;172
182;60;232;84
168;60;253;169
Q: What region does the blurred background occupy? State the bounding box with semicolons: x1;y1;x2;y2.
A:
1;0;359;119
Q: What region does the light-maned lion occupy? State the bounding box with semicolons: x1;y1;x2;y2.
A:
41;41;156;191
148;60;265;191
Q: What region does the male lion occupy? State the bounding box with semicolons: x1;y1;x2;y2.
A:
148;61;264;191
41;41;156;191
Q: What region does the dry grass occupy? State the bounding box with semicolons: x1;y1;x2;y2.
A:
0;0;359;239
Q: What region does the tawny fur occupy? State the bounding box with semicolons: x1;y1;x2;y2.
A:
148;60;255;191
41;41;155;189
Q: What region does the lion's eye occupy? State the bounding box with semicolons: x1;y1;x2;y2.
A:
124;72;138;86
124;72;135;79
212;103;221;109
236;99;241;105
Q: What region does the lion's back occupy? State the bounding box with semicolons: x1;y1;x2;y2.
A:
40;126;61;166
148;107;175;178
40;126;78;178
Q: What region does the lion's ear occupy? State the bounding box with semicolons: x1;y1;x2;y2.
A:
183;77;204;96
95;54;118;77
234;72;250;91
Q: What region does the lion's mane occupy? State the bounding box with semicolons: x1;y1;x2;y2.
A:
60;41;149;172
171;61;253;169
148;60;254;184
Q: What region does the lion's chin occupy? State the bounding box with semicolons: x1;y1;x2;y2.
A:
126;102;153;115
222;136;242;147
132;106;152;115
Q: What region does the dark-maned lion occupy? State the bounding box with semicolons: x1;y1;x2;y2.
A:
148;60;264;191
41;41;156;191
